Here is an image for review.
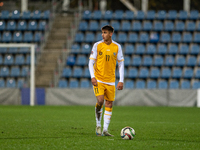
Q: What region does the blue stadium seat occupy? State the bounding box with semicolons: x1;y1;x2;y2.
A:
124;56;131;66
0;55;3;65
171;32;181;43
69;79;79;88
164;21;174;31
175;21;185;31
167;10;177;20
81;44;91;54
153;21;163;31
125;80;134;88
0;67;9;77
121;21;131;31
4;55;14;65
169;80;179;89
76;55;87;66
178;10;188;20
161;67;171;79
78;21;88;31
82;10;91;20
176;55;186;67
189;10;199;20
83;67;90;78
19;47;29;54
124;44;134;55
21;10;31;19
172;67;182;78
25;55;31;65
149;32;159;43
146;10;156;20
146;44;156;55
95;32;102;41
124;10;134;20
1;10;10;19
183;68;193;79
10;66;20;77
143;56;153;67
6;79;16;88
21;66;29;77
28;20;38;31
135;44;145;55
112;33;116;41
165;55;175;67
196;21;200;31
74;32;84;43
104;10;113;20
72;67;83;78
80;79;90;88
186;21;195;31
182;32;192;43
99;20;109;28
128;32;138;43
38;20;47;31
195;68;200;79
139;32;149;43
127;67;138;78
179;44;189;55
34;32;43;42
114;10;124;20
0;20;6;31
117;32;127;43
2;32;12;42
7;20;16;31
157;10;166;20
111;20;120;31
160;32;170;43
132;21;142;31
187;56;196;67
62;67;72;78
12;31;23;42
193;33;200;43
158;80;168;89
8;47;18;54
153;55;164;67
138;68;149;79
192;80;200;89
17;20;27;31
17;78;26;88
150;67;160;79
23;32;33;42
92;10;102;20
168;44;178;55
135;11;145;20
32;10;41;19
0;78;5;87
89;20;99;31
181;80;190;89
135;80;145;89
143;21;152;31
85;32;95;43
190;44;199;55
58;79;68;88
66;55;76;66
15;54;25;65
43;10;50;20
147;80;157;89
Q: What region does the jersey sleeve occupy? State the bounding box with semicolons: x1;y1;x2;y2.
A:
89;42;98;60
117;44;124;62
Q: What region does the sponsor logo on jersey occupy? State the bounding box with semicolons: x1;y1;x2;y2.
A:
99;51;102;55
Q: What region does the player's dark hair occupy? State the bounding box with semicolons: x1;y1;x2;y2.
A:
101;25;114;33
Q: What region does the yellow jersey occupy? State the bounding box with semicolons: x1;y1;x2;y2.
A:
89;40;124;83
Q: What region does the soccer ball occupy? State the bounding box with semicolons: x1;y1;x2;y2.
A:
120;126;135;140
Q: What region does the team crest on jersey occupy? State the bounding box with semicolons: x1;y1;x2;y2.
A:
99;51;102;55
113;52;116;56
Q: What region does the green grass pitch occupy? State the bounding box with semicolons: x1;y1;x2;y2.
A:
0;105;200;150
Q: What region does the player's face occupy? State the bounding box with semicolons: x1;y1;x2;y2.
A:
102;30;113;41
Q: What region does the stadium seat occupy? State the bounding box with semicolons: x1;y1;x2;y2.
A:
183;68;193;79
153;55;164;67
169;80;179;89
21;10;31;19
12;31;22;42
82;10;91;20
125;80;134;88
1;10;10;19
21;66;29;77
83;67;90;78
117;32;127;43
150;67;160;79
85;32;95;43
38;20;47;31
7;20;16;31
146;10;156;20
143;56;153;67
192;80;200;89
80;79;90;88
128;32;138;43
114;10;124;20
32;10;41;19
165;55;175;67
25;55;31;65
175;55;186;67
189;10;199;20
69;79;79;88
147;80;157;89
186;56;197;66
124;10;134;20
135;44;145;55
149;32;159;43
195;68;200;79
138;68;149;79
34;32;43;42
95;32;102;41
167;10;177;20
92;10;102;20
135;80;145;89
157;10;166;20
190;44;199;55
23;32;33;42
193;33;200;43
0;78;5;87
139;32;149;43
110;20;120;31
146;44;156;55
127;67;138;78
172;67;182;79
171;32;181;43
2;31;12;42
43;10;50;20
168;44;178;55
132;21;142;31
74;32;84;43
0;67;9;77
10;66;20;77
160;32;170;43
15;54;25;65
178;10;188;20
28;21;37;31
135;11;145;20
181;80;190;89
153;21;163;31
175;21;185;31
62;67;72;78
58;79;68;88
17;78;25;88
182;32;192;43
0;55;3;65
81;44;91;54
179;44;189;55
8;47;18;54
186;21;196;31
4;55;14;65
124;44;134;55
78;21;88;31
164;21;174;31
103;10;113;20
121;21;131;31
72;67;83;78
89;20;99;31
17;20;27;31
161;67;171;79
6;78;16;88
196;21;200;31
143;21;152;31
124;56;131;66
19;47;29;54
66;55;76;66
99;20;109;28
76;55;87;66
0;20;6;31
158;80;168;89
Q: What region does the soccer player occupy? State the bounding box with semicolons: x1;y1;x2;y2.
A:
88;25;124;136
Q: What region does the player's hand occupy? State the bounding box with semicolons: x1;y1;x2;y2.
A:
91;77;98;86
116;82;123;90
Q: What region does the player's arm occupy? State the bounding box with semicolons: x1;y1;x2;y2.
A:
116;45;124;90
